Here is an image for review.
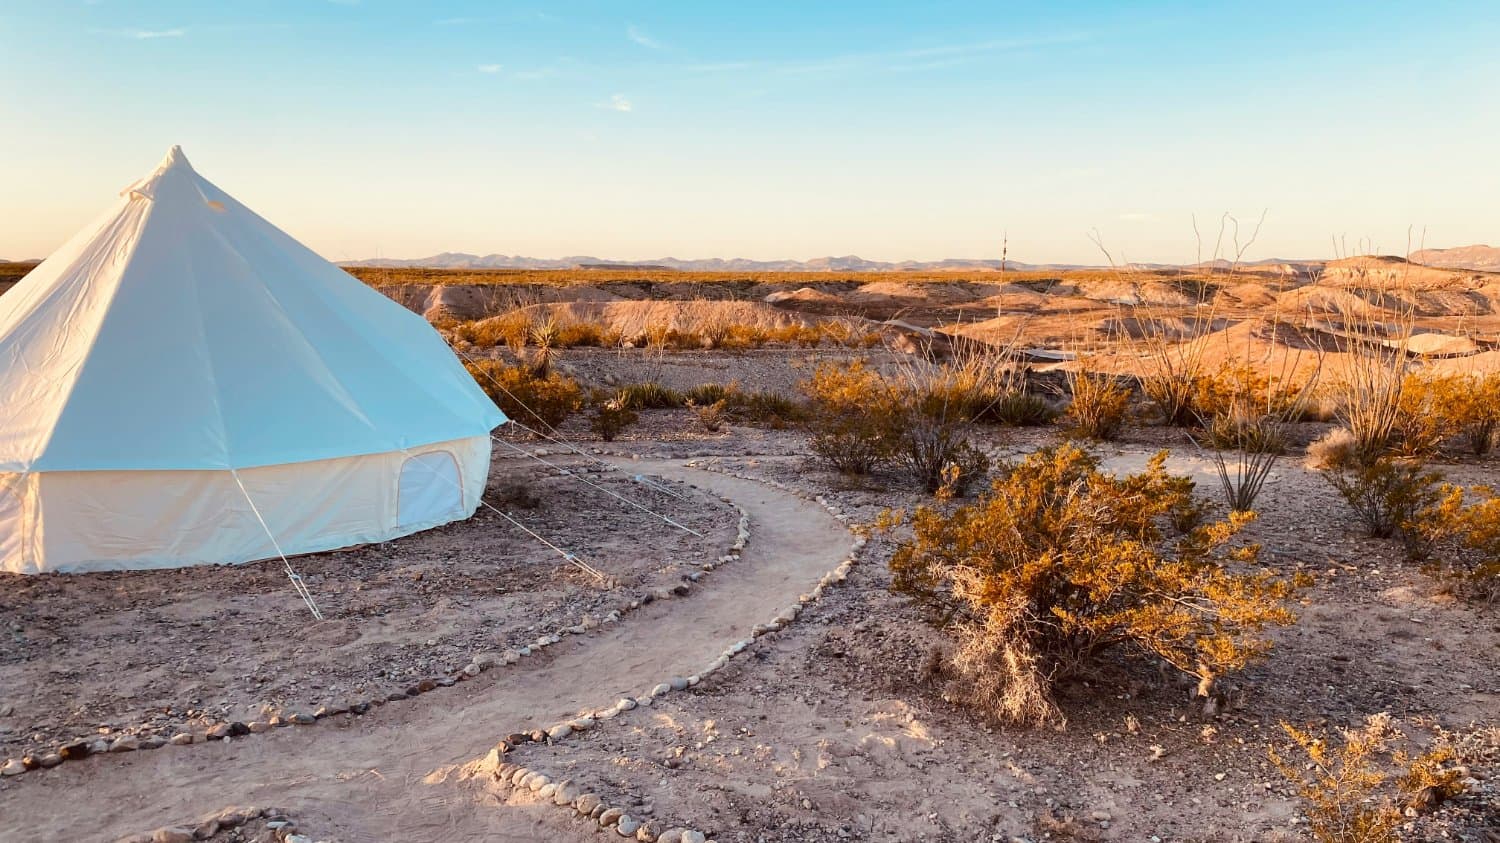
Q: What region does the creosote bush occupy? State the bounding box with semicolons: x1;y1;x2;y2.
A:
1318;453;1444;550
801;361;903;475
1063;371;1131;441
888;444;1308;727
1271;713;1467;843
802;360;992;493
464;359;583;429
1415;484;1500;602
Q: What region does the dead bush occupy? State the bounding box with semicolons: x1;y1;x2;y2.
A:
690;398;728;432
889;444;1307;727
464;360;582;429
1063;371;1131;440
1271;713;1467;843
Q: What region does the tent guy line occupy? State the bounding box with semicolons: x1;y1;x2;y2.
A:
488;434;705;537
451;345;691;502
232;469;325;621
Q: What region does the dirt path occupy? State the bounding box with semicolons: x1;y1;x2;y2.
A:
0;461;852;843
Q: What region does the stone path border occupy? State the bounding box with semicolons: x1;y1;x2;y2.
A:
1;477;750;782
112;806;310;843
471;460;865;842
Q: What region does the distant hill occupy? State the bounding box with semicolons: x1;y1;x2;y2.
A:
342;252;1093;273
1411;245;1500;272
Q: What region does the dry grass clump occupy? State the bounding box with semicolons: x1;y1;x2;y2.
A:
1271;713;1468;843
888;444;1307;727
1062;371;1132;441
464;359;583;429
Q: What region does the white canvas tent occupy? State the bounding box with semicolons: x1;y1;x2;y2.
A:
0;146;506;574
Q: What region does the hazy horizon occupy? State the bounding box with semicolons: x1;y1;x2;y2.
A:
3;1;1498;265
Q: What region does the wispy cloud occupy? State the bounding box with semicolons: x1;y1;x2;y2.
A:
601;93;633;112
477;63;503;74
679;31;1088;77
626;24;662;49
126;27;185;39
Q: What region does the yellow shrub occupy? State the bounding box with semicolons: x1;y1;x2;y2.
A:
1272;713;1467;843
464;360;582;429
1389;373;1465;458
1064;372;1131;440
802;361;902;474
890;444;1307;726
1417;483;1500;601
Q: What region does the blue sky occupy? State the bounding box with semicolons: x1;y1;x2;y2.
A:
2;1;1497;264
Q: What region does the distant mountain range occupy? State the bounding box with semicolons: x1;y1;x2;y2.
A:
1409;245;1500;272
342;252;1091;272
340;251;1354;274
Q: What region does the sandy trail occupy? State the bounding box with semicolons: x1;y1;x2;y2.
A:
0;461;851;843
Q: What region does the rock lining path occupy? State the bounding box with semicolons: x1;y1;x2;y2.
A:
0;461;852;843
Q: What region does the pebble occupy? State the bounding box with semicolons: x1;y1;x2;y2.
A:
575;793;603;816
616;698;638;712
569;717;596;731
553;782;580;806
527;774;552;793
681;832;707;843
537;782;559;800
289;711;316;725
36;753;61;768
108;735;140;752
58;739;92;760
616;815;641;836
656;831;683;843
1;759;24;776
667;677;689;691
547;723;573;740
649;683;671;697
169;733;195;746
599;807;625;827
150;829;194;843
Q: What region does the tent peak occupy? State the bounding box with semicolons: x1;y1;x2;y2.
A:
122;145;199;200
159;145;194;172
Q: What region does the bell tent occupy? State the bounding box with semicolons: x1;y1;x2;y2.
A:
0;146;506;574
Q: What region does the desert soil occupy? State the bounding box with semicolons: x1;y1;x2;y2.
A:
1;415;1495;843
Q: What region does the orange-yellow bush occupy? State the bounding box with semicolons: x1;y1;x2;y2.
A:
1417;483;1500;601
1064;372;1131;440
802;361;902;474
464;360;582;429
889;444;1307;726
1272;713;1467;843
